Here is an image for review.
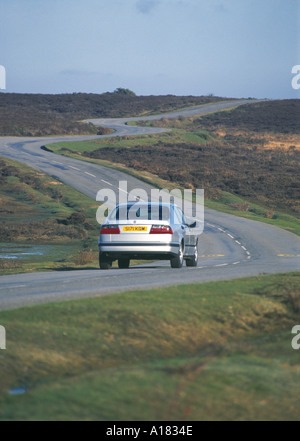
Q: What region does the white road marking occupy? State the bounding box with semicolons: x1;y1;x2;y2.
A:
198;254;225;258
101;179;113;186
85;172;96;178
0;285;26;290
69;166;80;171
204;223;252;267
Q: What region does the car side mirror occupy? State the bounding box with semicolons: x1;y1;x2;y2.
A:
187;221;197;228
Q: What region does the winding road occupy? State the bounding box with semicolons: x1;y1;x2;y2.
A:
0;99;299;311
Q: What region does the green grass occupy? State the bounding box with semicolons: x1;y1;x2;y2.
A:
47;133;166;155
0;272;299;421
0;157;99;223
204;192;300;236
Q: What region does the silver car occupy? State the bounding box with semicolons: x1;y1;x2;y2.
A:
98;202;199;269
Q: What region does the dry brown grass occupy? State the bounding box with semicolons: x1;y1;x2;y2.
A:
0;259;21;269
216;130;300;152
73;249;97;266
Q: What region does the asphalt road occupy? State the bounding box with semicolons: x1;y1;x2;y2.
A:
0;99;299;311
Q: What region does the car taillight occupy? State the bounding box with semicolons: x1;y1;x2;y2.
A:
150;225;173;234
100;225;121;234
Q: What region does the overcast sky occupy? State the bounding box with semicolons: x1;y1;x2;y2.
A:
0;0;299;98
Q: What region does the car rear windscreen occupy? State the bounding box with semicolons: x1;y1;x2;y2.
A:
110;204;170;221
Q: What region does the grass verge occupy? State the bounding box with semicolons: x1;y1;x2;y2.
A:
0;272;299;421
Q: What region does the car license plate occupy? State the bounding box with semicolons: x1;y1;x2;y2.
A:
122;226;148;233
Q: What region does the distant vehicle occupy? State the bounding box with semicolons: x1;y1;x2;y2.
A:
98;202;199;269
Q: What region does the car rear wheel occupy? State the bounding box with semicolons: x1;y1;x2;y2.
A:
186;244;198;267
99;253;112;270
170;242;184;268
118;258;130;269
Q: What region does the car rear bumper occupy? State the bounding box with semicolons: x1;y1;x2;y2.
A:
99;241;180;260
